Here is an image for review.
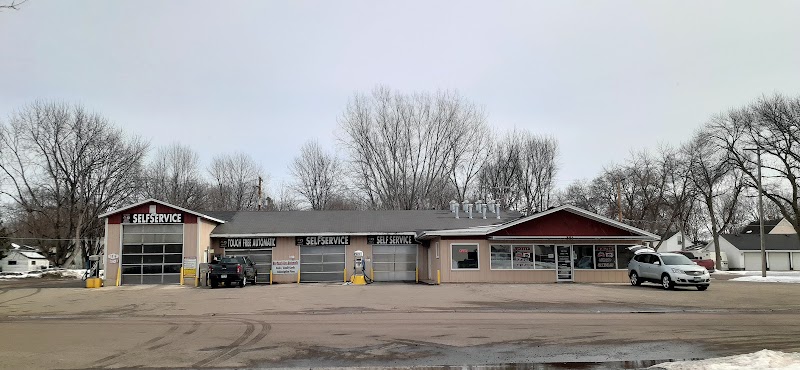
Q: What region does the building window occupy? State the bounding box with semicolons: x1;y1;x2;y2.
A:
451;244;479;270
490;245;512;269
534;245;556;269
616;245;635;269
574;245;594;269
435;242;439;259
8;260;17;265
31;261;36;265
595;245;616;269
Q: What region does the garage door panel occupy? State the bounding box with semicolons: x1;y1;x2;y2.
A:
371;244;418;281
300;246;346;282
744;253;761;271
301;272;342;282
227;249;272;284
793;253;800;270
373;254;394;263
768;252;791;271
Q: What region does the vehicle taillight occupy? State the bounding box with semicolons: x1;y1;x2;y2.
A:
237;265;242;274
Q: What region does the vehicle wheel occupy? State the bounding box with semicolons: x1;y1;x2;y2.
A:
661;274;674;290
239;277;246;288
253;274;258;285
629;271;642;286
697;285;708;291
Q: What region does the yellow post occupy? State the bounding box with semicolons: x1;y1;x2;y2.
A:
415;268;419;283
270;270;273;285
437;269;441;285
297;270;300;284
195;275;199;287
370;268;374;281
180;267;184;286
115;265;122;287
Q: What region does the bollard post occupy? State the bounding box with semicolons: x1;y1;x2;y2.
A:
270;270;273;285
437;269;441;285
180;267;184;286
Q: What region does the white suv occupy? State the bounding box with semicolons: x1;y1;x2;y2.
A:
628;252;711;291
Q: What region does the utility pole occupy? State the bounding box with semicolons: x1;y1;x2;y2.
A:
616;180;622;222
257;176;263;211
755;149;766;278
745;147;767;278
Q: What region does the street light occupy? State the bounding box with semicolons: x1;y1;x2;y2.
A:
744;147;766;278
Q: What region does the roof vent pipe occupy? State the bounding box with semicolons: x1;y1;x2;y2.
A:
496;205;501;219
467;203;474;219
487;200;496;213
455;206;460;219
462;200;470;212
449;200;458;213
482;203;487;219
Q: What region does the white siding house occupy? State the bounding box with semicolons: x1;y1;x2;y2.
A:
655;232;684;252
1;250;50;272
708;234;800;271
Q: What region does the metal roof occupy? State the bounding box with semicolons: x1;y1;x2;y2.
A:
206;209;520;237
721;234;800;251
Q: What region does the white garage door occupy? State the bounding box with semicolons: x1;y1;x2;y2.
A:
793;253;800;271
768;252;791;271
225;249;272;284
743;253;762;271
372;245;417;281
300;245;346;282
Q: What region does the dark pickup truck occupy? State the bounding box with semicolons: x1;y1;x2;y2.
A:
208;256;257;288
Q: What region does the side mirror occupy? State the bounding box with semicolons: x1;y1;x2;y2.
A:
653;261;661;265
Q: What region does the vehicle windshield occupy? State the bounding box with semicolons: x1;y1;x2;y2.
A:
661;255;695;265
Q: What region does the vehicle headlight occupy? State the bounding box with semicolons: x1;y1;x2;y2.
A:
671;268;682;274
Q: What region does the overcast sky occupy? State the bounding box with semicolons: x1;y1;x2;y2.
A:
2;0;799;194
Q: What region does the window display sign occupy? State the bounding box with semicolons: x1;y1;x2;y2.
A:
367;235;415;245
295;235;350;246
596;246;616;269
220;237;277;249
272;260;299;274
513;246;534;270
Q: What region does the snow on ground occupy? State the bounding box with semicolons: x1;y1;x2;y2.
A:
714;270;800;283
0;269;99;279
653;350;800;370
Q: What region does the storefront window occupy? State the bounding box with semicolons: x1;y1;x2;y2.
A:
490;245;512;270
534;245;556;269
452;244;479;270
512;245;535;270
573;245;594;269
616;245;635;269
595;245;616;269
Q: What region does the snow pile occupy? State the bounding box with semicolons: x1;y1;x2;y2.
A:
0;269;97;280
653;350;800;370
0;272;31;279
730;276;800;283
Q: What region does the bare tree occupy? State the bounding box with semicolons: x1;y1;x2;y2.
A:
0;101;147;265
141;143;205;209
290;140;345;210
684;129;747;268
339;86;489;210
265;183;300;211
207;152;263;211
711;94;800;235
0;0;28;11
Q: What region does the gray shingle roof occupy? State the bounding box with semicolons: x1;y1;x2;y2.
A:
722;234;800;251
204;210;522;236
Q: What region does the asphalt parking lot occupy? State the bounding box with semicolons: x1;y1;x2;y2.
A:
0;278;799;369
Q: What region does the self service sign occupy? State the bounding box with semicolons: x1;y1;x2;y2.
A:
122;213;183;224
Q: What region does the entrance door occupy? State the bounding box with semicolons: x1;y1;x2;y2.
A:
556;245;573;282
373;245;417;281
228;249;272;283
300;245;346;282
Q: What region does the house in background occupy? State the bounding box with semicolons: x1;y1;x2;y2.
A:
708;234;800;271
654;231;685;252
0;244;51;272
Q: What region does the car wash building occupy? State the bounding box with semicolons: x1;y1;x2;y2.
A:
101;199;659;285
